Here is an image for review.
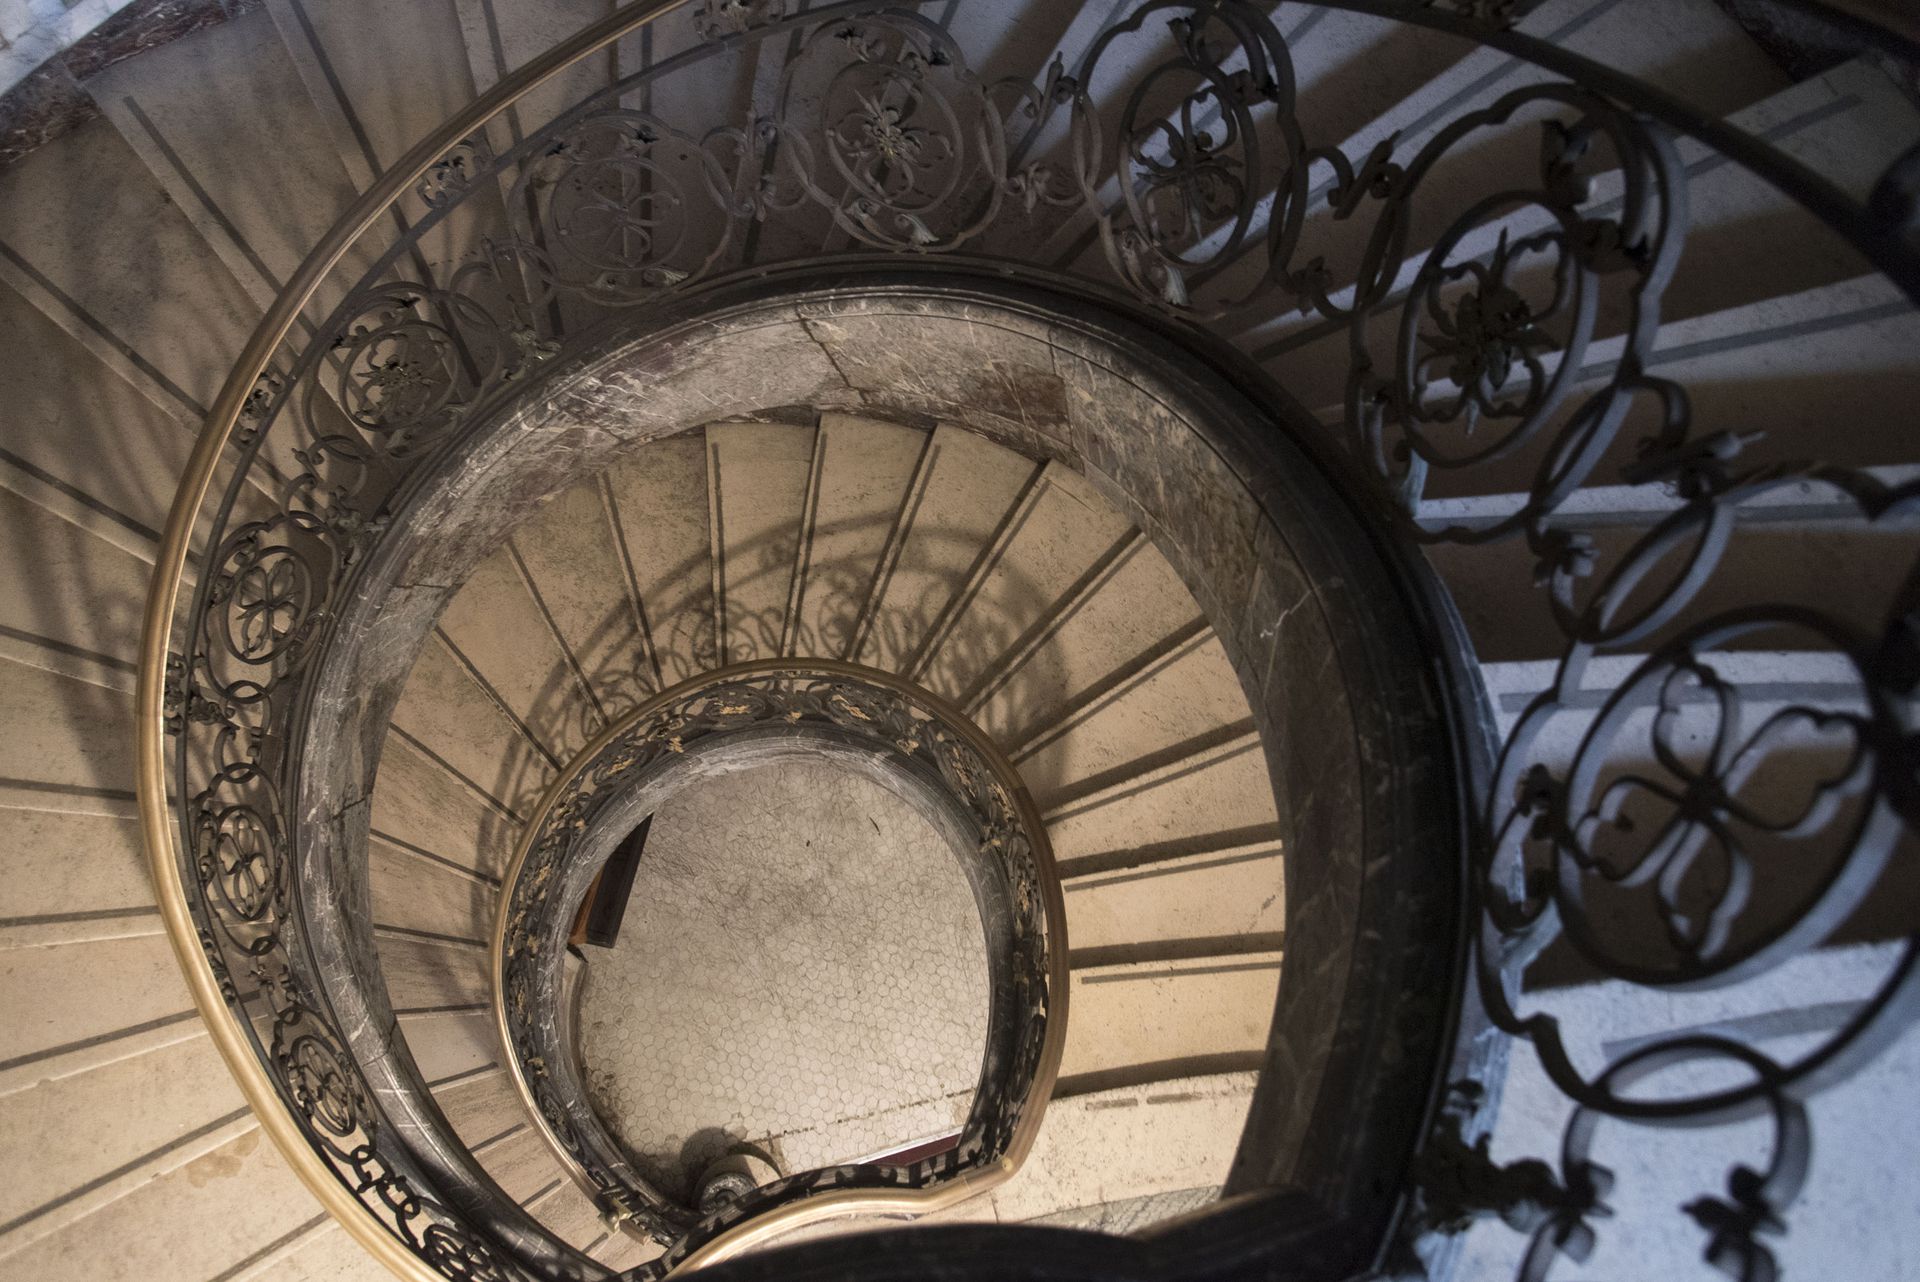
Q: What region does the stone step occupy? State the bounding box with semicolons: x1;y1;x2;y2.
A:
790;414;929;662
707;420;818;665
852;426;1041;675
1257;61;1919;412
438;542;606;762
0;485;150;691
388;632;558;821
1057;955;1281;1093
603;432;718;686
511;475;657;720
916;462;1134;704
84;6;376;314
264;0;504;278
0;281;192;557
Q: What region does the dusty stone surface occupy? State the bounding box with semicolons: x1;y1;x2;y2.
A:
576;758;991;1201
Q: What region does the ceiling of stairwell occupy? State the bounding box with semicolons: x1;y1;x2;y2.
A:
573;758;991;1203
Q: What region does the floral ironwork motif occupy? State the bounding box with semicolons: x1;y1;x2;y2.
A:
154;1;1920;1279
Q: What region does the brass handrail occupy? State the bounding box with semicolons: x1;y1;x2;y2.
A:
135;5;694;1279
489;658;1070;1271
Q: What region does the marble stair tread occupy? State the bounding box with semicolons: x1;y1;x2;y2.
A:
367;733;524;886
791;413;928;662
387;634;556;821
437;545;603;764
1056;960;1281;1088
369;837;496;945
852;426;1040;675
1063;847;1286;954
917;461;1134;704
706;420;818;665
0;281;195;553
604;432;718;686
512;477;657;719
0;485;152;690
0;114;260;420
84;6;375;311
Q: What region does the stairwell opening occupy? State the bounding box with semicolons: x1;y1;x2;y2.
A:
287;270;1470;1265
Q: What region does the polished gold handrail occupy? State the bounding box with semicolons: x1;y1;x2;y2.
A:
490;658;1070;1272
135;5;696;1280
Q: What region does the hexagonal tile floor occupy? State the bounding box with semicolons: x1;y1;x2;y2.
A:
575;758;991;1201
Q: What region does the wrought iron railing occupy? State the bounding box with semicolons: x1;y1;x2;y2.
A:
136;1;1920;1279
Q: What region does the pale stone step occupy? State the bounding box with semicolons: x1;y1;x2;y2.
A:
0;662;136;814
524;1178;608;1251
0;1119;321;1278
938;1071;1255;1226
916;462;1134;704
0;809;152;924
230;1220;392;1282
439;1066;534;1156
1056;958;1280;1091
0;115;259;420
85;7;374;311
401;1008;500;1084
388;635;556;820
604;433;717;686
1259;59;1917;410
368;733;522;886
438;544;603;762
474;1126;565;1203
707;421;818;665
0;933;194;1071
0;281;191;554
1063;847;1286;954
264;0;502;277
1038;723;1278;868
0;1031;240;1237
378;935;490;1014
790;414;928;662
852;426;1040;675
1199;0;1785;307
451;0;615;139
370;844;495;945
0;485;150;690
1427;516;1916;665
966;530;1207;748
512;477;655;719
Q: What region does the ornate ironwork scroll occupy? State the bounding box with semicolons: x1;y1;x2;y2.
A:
493;663;1063;1275
147;0;1920;1278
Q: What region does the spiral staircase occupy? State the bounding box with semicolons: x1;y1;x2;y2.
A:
1;1;1917;1280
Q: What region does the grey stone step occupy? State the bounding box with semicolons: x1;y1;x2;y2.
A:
0;1031;241;1248
370;841;496;946
265;0;504;277
368;731;523;886
1254;60;1919;411
0;281;192;557
0;485;150;691
707;420;818;665
936;1071;1255;1226
1063;847;1286;955
388;633;557;821
0;1115;324;1279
